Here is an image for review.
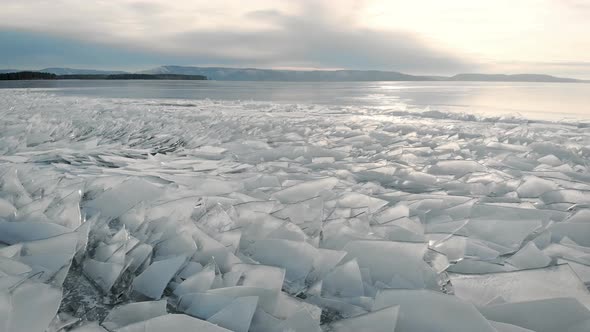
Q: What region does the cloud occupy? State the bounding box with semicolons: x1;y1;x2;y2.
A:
0;0;476;73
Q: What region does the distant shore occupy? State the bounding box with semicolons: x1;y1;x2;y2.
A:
0;71;207;81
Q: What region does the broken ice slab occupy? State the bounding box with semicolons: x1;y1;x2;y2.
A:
547;222;590;247
505;242;551;269
516;175;559;198
371;204;409;224
0;221;71;244
177;261;203;279
273;291;322;322
230;263;285;290
327;305;399;332
0;256;32;275
304;294;368;319
0;168;33;208
239;146;346;163
69;322;109;332
428;160;486;177
126;243;153;274
267;307;322;332
321;259;365;298
489;321;536;332
0;197;16;218
202;286;279;316
307;248;347;283
207;296;258;332
558;259;590;285
155;233;198;258
179;293;244;320
537;154;563;166
480;297;590;332
336;192;388;214
265;220;309;242
93;241;127;263
501;155;539;171
19;232;78;285
341;240;438;289
44;188;83;229
272;197;324;225
190;146;228;160
566;209;590;223
173;263;216;296
449;264;590;309
0;280;62;332
85;178;164;219
248;239;316;283
541;189;590;205
243;175;281;190
82;258;125;293
373;289;496;332
162;176;242;196
320;220;379;250
191;227;242;273
132;255;186;299
102;300;168;330
271;177;339;203
430;235;501;263
114;314;231;332
459;217;542;254
447;259;515;274
542;242;590;265
371;223;425;243
196;204;237;235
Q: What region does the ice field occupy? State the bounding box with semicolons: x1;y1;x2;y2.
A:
2;89;590;331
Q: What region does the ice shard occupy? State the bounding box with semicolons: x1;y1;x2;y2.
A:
132;255;187;299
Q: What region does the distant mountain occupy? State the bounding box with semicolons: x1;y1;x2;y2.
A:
40;68;128;75
142;65;442;81
0;69;20;74
58;73;206;80
450;73;580;83
1;66;584;82
142;66;583;82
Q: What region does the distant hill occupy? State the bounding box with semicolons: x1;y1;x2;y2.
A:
59;73;206;80
142;65;443;81
450;73;580;83
142;66;583;82
39;68;128;75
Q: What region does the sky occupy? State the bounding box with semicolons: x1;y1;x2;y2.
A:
1;0;589;78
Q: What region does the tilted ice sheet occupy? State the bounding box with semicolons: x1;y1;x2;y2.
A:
450;264;590;309
373;289;496;332
480;297;590;332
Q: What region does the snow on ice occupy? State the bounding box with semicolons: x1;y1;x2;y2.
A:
1;90;590;331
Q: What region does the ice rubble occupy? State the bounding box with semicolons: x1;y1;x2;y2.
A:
1;90;590;331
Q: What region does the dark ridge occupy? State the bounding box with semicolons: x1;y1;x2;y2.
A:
0;71;57;80
0;72;207;80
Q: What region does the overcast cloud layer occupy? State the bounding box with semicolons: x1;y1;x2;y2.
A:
1;0;589;77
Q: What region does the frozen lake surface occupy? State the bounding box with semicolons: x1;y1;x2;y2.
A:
2;80;590;121
1;83;590;331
